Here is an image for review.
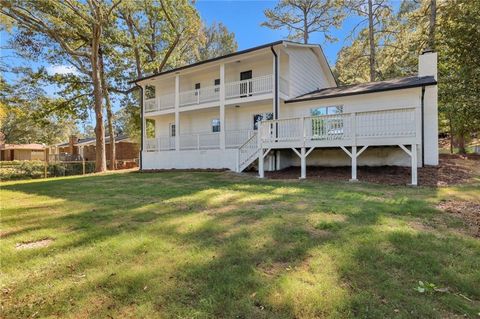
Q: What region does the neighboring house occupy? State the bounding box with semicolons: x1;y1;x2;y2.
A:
50;135;139;163
0;144;46;161
132;40;438;185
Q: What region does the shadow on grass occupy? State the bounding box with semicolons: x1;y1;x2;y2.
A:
1;171;479;318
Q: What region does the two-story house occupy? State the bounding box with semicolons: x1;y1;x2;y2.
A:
132;40;438;185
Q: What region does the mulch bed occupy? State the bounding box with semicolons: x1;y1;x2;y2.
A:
254;154;480;187
436;200;480;238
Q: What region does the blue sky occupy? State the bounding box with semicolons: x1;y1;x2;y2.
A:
196;0;365;66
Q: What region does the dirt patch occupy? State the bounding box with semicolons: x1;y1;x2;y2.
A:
15;238;54;250
436;200;480;237
254;154;479;187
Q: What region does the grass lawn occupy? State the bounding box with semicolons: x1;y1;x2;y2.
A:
1;170;479;318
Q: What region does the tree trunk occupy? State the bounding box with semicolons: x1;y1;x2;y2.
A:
99;50;116;170
303;9;308;44
457;134;466;154
428;0;436;50
91;24;107;173
368;0;376;82
449;116;454;154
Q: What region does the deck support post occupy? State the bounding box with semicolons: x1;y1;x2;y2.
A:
258;149;264;178
351;146;357;181
411;144;418;186
300;147;306;179
399;144;418;186
258;148;271;178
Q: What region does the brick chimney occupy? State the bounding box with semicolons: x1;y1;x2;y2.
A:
69;135;79;155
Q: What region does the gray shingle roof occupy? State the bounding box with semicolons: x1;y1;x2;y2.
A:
286;75;437;103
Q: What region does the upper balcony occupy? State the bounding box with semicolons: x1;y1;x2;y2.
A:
143;51;290;115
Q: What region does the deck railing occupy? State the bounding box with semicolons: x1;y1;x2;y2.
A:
225;130;255;148
144;93;175;113
180;85;220;107
145;75;274;111
145;130;256;151
225;74;273;100
260;108;417;145
237;132;259;172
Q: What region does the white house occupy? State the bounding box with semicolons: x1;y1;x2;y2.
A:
132;40;438;185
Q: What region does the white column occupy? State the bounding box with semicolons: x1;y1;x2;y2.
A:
142;85;146;152
411;144;418;186
219;63;226;150
174;74;180;151
258;149;264;178
300;147;306;179
351;146;357;181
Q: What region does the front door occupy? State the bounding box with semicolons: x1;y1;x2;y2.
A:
240;70;252;97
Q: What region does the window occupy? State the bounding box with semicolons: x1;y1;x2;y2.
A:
310;106;344;139
145;85;156;100
194;83;201;96
170;123;176;137
212;119;220;132
253;112;273;130
310;105;343;116
146;119;155;138
214;79;220;92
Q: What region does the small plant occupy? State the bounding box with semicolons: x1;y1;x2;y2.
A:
414;281;449;294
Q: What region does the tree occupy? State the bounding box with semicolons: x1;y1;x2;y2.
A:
262;0;344;44
1;0;121;172
0;74;79;144
437;0;480;153
197;22;237;61
343;0;393;82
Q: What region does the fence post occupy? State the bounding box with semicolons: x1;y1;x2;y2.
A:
44;148;48;178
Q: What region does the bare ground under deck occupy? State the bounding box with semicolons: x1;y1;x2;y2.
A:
249;154;479;187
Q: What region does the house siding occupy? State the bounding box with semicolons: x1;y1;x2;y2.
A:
285;47;330;98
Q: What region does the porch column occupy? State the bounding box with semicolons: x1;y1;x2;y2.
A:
300;147;306;179
174;74;180;151
411;144;418;186
351;146;357;181
219;63;226;150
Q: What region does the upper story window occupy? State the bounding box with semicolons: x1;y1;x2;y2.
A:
194;83;201;96
145;85;155;100
212;119;220;132
214;79;220;92
310;106;343;116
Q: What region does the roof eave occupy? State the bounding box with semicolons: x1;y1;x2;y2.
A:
285;80;437;103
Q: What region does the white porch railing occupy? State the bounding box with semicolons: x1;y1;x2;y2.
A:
145;93;175;113
259;108;417;145
237;132;259;172
180;85;220;107
145;136;175;151
226;74;273;100
225;130;255;148
179;132;220;150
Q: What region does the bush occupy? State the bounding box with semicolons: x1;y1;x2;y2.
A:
0;161;97;181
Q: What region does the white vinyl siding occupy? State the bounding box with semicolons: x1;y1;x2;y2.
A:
285;47;330;98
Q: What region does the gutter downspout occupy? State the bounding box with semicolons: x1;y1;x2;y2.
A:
421;86;425;167
270;46;279;171
136;83;144;171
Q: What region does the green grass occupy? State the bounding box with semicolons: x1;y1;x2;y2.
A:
1;171;479;318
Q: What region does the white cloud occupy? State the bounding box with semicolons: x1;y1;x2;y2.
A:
46;64;78;75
